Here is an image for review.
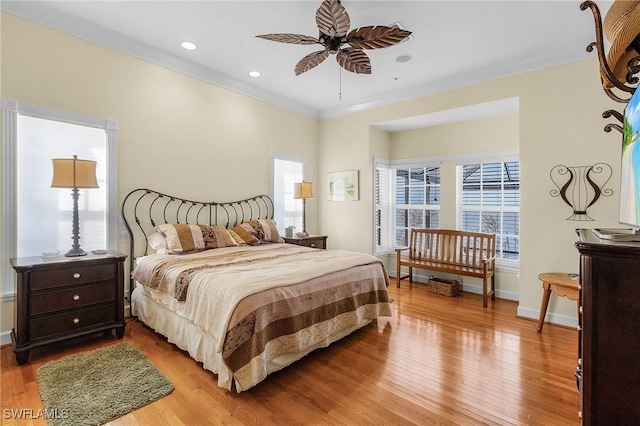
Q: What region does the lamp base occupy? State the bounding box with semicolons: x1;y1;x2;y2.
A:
65;247;88;257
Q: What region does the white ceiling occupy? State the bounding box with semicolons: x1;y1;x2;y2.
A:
2;1;612;122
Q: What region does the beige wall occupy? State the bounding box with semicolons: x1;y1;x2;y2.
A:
0;13;318;337
318;58;620;325
0;12;624;338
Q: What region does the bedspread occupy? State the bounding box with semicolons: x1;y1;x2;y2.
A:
132;244;392;390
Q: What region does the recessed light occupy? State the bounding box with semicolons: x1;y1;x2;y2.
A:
248;71;261;78
396;54;412;63
181;41;197;51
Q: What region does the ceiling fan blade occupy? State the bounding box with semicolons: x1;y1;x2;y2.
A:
256;33;320;45
346;26;412;49
295;49;330;75
336;48;371;74
316;0;350;38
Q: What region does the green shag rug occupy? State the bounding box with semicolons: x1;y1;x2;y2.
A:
36;342;174;426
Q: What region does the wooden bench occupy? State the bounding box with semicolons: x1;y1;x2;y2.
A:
396;229;497;307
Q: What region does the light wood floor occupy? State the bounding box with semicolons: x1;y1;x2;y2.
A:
1;281;580;425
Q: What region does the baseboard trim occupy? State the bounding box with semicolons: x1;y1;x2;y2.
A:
517;306;578;329
1;330;12;347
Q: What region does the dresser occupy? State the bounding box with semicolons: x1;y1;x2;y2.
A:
574;232;640;425
282;235;327;249
10;251;127;365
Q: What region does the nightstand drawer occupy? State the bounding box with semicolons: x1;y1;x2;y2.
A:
299;238;325;249
283;235;327;249
30;304;116;340
30;263;116;290
30;282;116;315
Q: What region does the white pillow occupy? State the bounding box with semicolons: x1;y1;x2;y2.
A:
147;232;169;254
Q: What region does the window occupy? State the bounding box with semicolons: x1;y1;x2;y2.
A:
372;152;519;269
271;154;304;233
2;99;117;299
394;166;441;247
458;161;520;261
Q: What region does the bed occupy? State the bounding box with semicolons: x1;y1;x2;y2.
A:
122;188;392;392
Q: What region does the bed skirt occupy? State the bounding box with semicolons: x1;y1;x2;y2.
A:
132;285;376;391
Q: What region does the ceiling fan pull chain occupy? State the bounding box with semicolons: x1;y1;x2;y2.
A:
339;67;342;102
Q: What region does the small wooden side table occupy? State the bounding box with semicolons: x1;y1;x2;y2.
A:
536;272;580;332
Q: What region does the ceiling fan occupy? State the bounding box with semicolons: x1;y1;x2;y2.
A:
256;0;412;76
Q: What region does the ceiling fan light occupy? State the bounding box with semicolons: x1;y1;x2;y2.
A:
396;54;412;63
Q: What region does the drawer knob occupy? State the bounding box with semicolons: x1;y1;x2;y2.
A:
72;318;80;324
310;243;316;247
73;273;81;279
73;295;80;301
579;305;583;314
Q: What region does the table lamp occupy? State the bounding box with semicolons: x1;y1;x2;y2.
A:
293;181;314;236
51;155;99;257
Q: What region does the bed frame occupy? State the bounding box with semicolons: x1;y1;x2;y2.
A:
121;188;274;294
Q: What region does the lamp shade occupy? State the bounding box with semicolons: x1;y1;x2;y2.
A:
51;156;99;189
293;181;314;199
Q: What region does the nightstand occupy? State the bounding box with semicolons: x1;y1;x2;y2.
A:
10;251;127;365
283;235;327;249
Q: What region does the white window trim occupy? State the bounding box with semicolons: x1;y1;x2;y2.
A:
1;99;118;300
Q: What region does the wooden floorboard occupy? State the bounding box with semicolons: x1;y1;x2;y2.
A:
1;280;580;425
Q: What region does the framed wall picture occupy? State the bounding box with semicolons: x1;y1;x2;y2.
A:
327;170;359;201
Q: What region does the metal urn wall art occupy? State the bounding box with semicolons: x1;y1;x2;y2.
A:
549;163;613;221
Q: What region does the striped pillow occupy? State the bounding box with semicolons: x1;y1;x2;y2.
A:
230;223;260;246
248;219;284;243
156;224;238;254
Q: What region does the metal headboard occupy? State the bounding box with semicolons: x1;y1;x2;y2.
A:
121;188;274;294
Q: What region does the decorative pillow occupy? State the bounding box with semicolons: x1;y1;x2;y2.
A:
230;223;260;246
227;229;248;246
200;224;239;249
248;219;284;243
147;232;169;254
156;223;238;254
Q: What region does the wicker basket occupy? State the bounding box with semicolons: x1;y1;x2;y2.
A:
426;275;460;297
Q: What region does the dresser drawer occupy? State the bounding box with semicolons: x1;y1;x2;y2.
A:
30;263;116;290
30;282;116;315
29;304;116;340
